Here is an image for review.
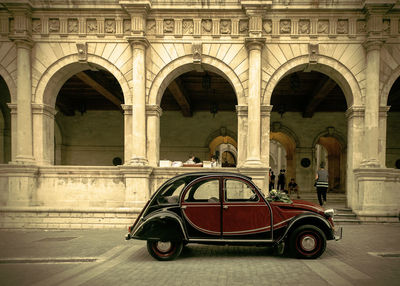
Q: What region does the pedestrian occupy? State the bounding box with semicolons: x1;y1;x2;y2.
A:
288;178;300;199
269;170;275;191
315;162;329;206
277;169;286;192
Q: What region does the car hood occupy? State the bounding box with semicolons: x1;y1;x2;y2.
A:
270;199;324;214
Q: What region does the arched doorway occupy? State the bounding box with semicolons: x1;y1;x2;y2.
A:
270;70;348;192
55;68;124;165
386;76;400;169
159;70;238;165
270;133;295;183
0;76;11;164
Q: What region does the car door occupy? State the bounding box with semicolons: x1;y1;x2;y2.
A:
222;177;272;240
181;177;221;237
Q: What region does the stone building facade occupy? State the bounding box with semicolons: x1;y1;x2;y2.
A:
0;0;399;228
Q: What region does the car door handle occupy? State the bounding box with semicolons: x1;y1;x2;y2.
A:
223;206;228;209
181;206;187;209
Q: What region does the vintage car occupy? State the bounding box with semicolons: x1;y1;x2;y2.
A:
125;172;342;261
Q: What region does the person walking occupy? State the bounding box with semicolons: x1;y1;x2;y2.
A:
315;162;329;206
277;169;286;192
269;171;275;191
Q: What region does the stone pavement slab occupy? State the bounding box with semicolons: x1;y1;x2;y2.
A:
0;224;399;286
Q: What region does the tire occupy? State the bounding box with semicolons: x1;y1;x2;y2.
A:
288;225;326;259
147;240;183;261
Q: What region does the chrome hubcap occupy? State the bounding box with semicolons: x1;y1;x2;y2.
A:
156;241;172;252
301;236;316;251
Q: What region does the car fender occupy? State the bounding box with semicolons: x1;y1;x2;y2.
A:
276;212;333;244
132;209;188;241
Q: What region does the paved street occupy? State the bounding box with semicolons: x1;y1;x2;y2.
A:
0;224;399;286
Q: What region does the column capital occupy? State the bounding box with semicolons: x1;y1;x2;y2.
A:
146;104;162;117
363;38;384;52
245;37;265;51
121;104;132;114
261;105;273;116
345;105;365;119
31;103;57;117
236;105;248;116
126;36;149;49
379;105;391;117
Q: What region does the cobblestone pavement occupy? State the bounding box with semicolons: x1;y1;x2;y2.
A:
0;224;399;286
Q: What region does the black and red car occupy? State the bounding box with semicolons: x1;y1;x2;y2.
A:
125;172;342;260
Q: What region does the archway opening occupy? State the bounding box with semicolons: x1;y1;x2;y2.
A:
0;76;11;163
387;76;400;169
270;133;295;189
208;135;237;167
270;70;348;192
55;68;124;165
160;70;237;165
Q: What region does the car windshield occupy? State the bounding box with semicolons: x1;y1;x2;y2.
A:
155;176;199;205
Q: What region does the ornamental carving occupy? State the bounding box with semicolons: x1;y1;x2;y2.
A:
147;20;156;34
383;20;390;34
124;20;131;33
164;19;174;33
202;19;212;33
280;20;291;34
220;20;231;34
239;20;249;34
68;19;78;33
192;42;202;64
49;19;60;32
337;20;348;34
105;20;115;33
87;20;97;33
183;20;194;35
356;20;366;33
263;20;272;34
299;20;310;34
32;19;41;33
318;20;329;34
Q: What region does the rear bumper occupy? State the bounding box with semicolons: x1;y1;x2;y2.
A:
334;226;343;241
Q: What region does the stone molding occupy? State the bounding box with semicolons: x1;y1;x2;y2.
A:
126;36;149;49
146;104;162;117
31;103;57;118
260;105;273;116
121;104;132;115
345;105;365;119
235;105;248;116
245;37;265;50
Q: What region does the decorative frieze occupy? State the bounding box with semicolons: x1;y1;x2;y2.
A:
299;19;310;34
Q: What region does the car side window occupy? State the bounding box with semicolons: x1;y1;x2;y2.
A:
224;179;258;202
184;179;219;202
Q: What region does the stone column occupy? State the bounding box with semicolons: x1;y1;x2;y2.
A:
127;37;149;165
361;40;382;168
14;40;34;164
146;105;162;167
260;105;272;166
32;103;57;165
378;106;390;167
122;104;132;164
244;37;265;166
345;106;365;209
236;105;248;167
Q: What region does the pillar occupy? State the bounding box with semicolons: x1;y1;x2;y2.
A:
146;105;162;167
127;37;149;165
260;105;273;167
244;37;265;166
122;104;132;164
236;105;248;167
378;106;390;167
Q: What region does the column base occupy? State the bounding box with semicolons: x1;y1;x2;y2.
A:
360;158;380;168
127;157;148;166
12;156;35;165
243;158;263;167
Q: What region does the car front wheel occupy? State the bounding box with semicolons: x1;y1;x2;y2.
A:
147;240;183;261
288;225;326;259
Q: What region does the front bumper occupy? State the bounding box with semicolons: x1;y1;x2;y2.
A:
334;226;343;241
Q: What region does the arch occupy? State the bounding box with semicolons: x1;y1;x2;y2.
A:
311;127;346;150
34;54;131;107
204;127;237;147
148;55;246;106
262;55;362;108
381;65;400;106
270;122;300;147
0;65;16;103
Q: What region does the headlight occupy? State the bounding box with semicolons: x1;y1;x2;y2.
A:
324;208;335;218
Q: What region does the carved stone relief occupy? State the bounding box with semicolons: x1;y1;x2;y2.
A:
105;20;115;33
357;20;366;33
87;19;97;33
220;20;231;34
318;20;329;34
239;20;249;34
299;20;310;34
49;19;60;33
263;20;272;34
337;20;348;34
383;19;390;34
146;20;156;34
124;20;131;33
163;19;174;33
183;20;194;35
32;19;41;33
192;42;202;64
280;20;291;34
202;19;212;34
68;19;78;33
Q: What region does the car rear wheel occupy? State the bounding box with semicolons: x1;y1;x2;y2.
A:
288;225;326;259
147;240;183;261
